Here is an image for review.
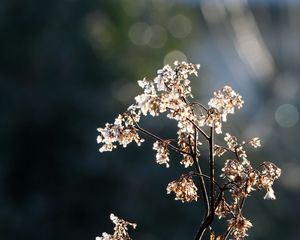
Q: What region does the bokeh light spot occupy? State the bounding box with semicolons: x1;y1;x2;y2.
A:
129;22;152;46
148;25;167;48
281;162;300;191
163;50;187;65
122;0;146;17
85;13;114;51
275;104;299;128
152;0;175;11
168;14;192;39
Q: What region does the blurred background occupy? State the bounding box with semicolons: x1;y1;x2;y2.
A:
0;0;299;239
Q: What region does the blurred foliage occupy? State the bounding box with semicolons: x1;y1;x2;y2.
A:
0;0;299;240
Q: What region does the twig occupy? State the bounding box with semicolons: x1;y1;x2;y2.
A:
134;125;190;155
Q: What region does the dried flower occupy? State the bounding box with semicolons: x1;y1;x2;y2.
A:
97;61;281;240
177;131;197;167
205;108;222;133
257;162;281;200
264;187;276;200
180;154;194;168
207;86;244;133
221;159;245;183
153;140;170;168
214;145;227;157
224;133;238;151
249;137;261;148
167;175;198;202
96;214;137;240
228;215;252;240
97;108;144;152
215;198;231;219
246;171;258;193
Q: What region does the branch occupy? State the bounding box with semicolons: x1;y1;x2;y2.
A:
187;118;209;141
223;228;232;240
188;132;210;217
190;102;208;111
134;125;190;155
190;172;222;191
209;127;215;215
194;127;216;240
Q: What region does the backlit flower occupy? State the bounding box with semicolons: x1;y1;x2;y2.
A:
167;175;198;202
153;140;170;168
228;215;252;240
96;214;136;240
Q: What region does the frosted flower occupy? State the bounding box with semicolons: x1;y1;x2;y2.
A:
96;214;136;240
153;140;170;168
167;175;198;202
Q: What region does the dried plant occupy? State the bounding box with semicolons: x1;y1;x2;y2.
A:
96;61;281;240
96;214;137;240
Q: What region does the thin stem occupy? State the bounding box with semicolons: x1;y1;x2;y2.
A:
209;127;215;215
190;102;208;111
191;129;209;240
190;172;222;191
239;179;249;213
187;118;209;140
134;125;190;155
194;213;214;240
234;147;241;162
189;131;210;217
194;127;216;240
240;197;246;212
223;228;232;240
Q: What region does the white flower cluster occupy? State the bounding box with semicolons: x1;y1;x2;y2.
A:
207;86;244;133
97;110;144;152
153;140;170;168
97;61;201;167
